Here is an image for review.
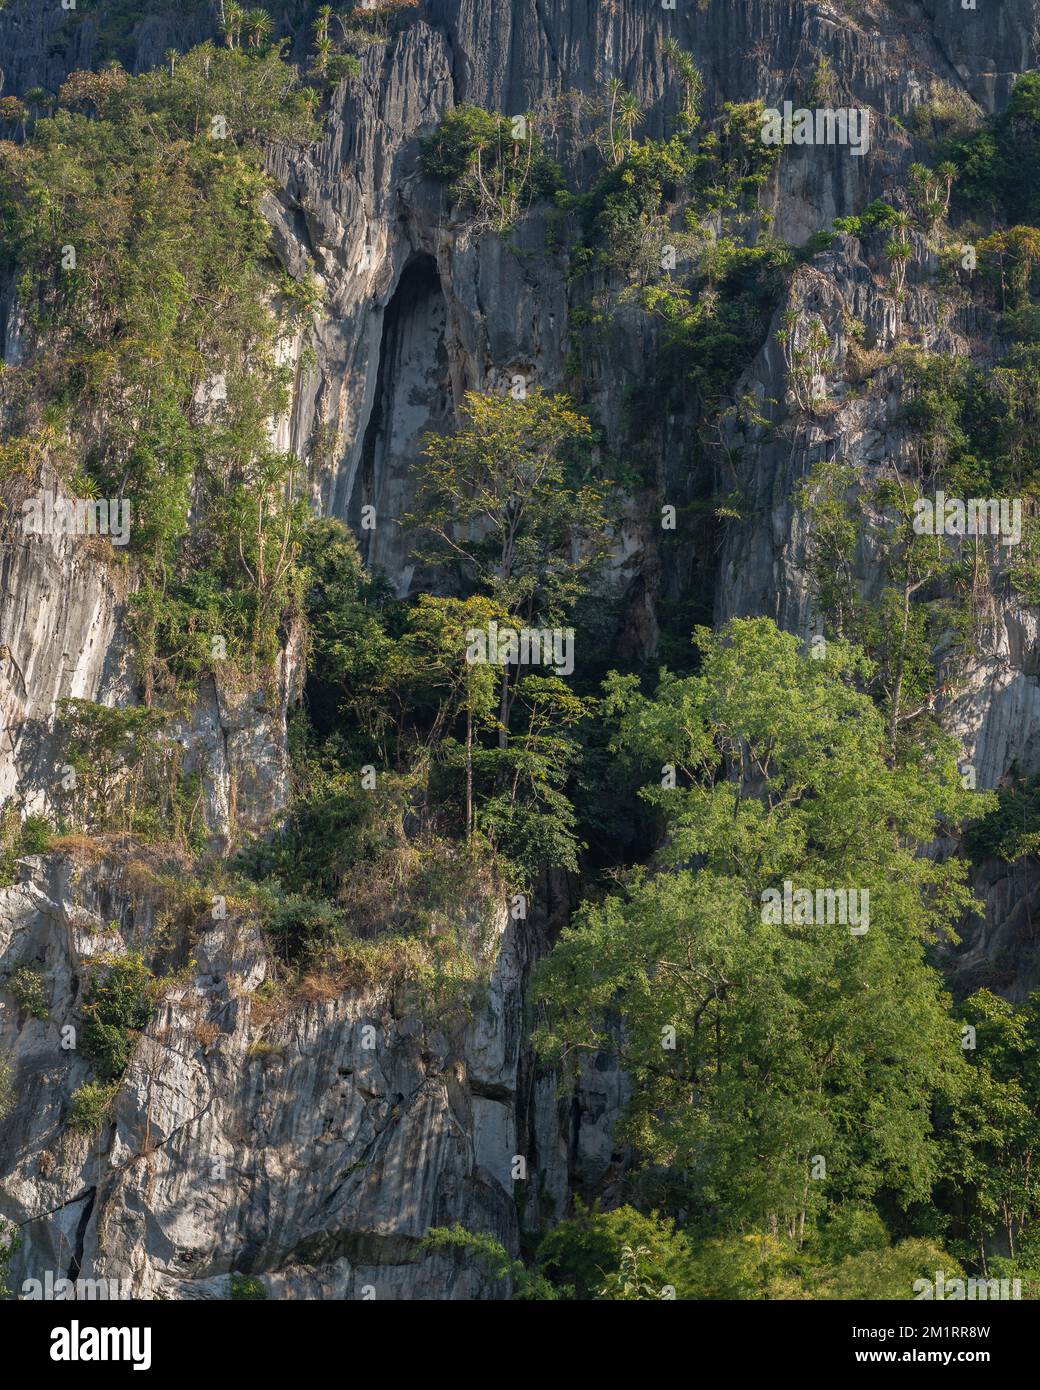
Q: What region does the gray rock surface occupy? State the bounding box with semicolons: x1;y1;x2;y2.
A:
1;853;519;1298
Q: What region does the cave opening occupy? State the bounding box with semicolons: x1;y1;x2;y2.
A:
350;253;451;583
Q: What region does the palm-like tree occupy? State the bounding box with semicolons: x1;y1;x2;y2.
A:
886;232;913;291
663;37;703;131
315;4;334;44
606;78;625;164
313;35;333;75
244;7;273;47
0;96;27;140
936;160;958;216
221;1;246;47
23;86;50;125
617;90;643;148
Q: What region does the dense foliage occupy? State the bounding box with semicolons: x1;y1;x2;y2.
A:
419;105;563;233
946;73;1040;224
0;42;318;695
79;952;156;1082
536;623;989;1238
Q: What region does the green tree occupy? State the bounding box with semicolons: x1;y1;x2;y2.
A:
885;233;913;292
536;1202;697;1298
411;389;605;616
939;990;1040;1269
418;105;563;232
682;1233;809;1299
314;4;334;44
243;7;273;47
796;456;963;749
411;388;608;740
473;674;592;880
56;701;168;829
394;593;505;837
79;953;155;1082
8;964;49;1019
221;2;246;48
663;40;704;134
420;1225;560;1300
977;225;1040;309
297;517;399;752
535;618;988;1239
947;73;1040;224
69;1081;120;1134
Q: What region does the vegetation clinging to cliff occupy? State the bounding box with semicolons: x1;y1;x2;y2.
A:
0;42;319;693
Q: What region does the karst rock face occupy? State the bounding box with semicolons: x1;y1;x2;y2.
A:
1;0;1038;1297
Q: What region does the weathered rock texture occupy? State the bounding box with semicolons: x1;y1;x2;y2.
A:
0;851;616;1297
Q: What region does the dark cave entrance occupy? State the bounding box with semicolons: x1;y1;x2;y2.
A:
351;254;452;583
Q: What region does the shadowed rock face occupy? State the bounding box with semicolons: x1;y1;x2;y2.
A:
344;254;451;590
2;0;1040;1296
0;0;214;97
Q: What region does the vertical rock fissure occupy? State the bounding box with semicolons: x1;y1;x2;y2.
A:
67;1186;96;1284
351;254;451;589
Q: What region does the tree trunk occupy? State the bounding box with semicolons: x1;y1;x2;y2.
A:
888;576;912;746
465;707;473;837
498;664;510;750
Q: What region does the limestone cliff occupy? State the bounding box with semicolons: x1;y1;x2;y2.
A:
2;0;1039;1298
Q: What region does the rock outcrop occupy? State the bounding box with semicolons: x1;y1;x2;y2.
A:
1;851;536;1297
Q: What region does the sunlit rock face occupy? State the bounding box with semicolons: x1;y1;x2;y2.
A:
0;852;616;1298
